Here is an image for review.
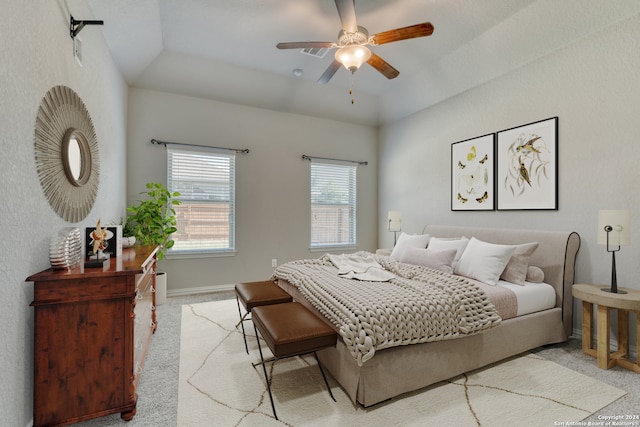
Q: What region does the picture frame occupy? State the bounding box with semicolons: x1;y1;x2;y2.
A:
451;133;495;211
85;225;122;259
496;117;558;210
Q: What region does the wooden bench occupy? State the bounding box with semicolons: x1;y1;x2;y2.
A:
235;280;292;354
252;302;337;420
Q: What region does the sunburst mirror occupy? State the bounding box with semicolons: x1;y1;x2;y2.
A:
34;85;100;222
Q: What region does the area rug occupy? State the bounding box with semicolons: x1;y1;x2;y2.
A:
177;300;626;426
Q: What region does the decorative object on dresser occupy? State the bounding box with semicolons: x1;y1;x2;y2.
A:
49;227;82;270
26;245;159;426
572;283;640;373
126;182;180;260
496;117;558;210
598;209;630;294
84;219;122;268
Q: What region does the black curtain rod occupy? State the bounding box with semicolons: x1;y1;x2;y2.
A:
302;154;367;166
150;139;249;154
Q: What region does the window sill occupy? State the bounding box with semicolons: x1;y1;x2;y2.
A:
309;245;358;253
166;250;237;260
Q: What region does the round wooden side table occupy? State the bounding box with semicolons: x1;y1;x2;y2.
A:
572;283;640;373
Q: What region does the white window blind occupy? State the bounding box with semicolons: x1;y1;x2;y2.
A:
167;147;235;253
310;161;356;248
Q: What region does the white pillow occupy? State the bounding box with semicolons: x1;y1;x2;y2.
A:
426;237;469;267
399;247;457;274
390;233;431;260
454;237;517;286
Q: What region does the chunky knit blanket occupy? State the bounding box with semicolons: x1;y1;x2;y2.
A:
272;252;502;366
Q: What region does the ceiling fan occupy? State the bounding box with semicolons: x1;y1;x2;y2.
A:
276;0;434;84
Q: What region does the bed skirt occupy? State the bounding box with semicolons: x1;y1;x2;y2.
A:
317;308;565;406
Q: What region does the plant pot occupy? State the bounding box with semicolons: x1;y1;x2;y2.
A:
122;236;136;248
155;271;167;305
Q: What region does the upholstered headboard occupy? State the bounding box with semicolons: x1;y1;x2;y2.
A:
424;225;581;337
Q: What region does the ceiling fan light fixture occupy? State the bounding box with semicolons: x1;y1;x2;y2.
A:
335;45;371;72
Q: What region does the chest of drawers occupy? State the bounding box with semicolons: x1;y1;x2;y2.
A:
26;246;158;426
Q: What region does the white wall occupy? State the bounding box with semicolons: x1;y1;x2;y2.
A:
127;88;378;292
0;1;128;425
379;13;640;338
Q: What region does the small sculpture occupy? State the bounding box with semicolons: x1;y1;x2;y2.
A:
85;219;109;268
90;219;108;255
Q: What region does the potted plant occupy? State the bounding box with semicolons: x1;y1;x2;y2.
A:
126;182;180;260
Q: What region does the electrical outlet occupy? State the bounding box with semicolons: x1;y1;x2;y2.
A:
271;259;277;268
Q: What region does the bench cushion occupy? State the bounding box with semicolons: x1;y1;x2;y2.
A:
252;302;337;358
235;280;292;311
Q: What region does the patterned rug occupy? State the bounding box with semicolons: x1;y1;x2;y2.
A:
177;299;626;426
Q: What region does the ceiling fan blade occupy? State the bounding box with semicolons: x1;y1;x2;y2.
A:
367;52;399;79
317;60;342;84
371;22;434;45
335;0;358;33
277;41;335;49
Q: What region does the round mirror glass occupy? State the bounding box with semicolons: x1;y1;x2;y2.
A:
67;135;82;180
62;128;92;187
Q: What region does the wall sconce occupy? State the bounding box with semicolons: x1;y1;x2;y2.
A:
598;209;630;294
388;211;402;245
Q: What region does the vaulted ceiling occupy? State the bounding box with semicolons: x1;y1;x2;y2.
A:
87;0;640;126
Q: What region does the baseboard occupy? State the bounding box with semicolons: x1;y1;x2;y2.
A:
571;327;637;360
167;283;235;297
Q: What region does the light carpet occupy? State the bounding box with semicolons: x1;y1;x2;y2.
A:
178;300;626;426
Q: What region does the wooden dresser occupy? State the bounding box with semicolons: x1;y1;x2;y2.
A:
26;246;158;426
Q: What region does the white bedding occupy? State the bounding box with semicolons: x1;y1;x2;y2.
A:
497;280;556;316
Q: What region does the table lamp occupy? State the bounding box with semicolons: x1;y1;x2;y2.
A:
388;211;402;246
597;209;629;294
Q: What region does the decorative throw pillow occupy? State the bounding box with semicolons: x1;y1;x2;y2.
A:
526;266;545;283
426;237;469;267
399;247;457;273
500;242;539;285
390;233;431;260
454;237;517;286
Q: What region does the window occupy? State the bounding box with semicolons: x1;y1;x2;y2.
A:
310;161;356;248
167;147;235;254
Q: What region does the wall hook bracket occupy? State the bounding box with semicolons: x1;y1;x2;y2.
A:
70;15;104;39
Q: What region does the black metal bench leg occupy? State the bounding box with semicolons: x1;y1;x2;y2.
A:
254;323;278;420
313;351;336;402
236;295;249;354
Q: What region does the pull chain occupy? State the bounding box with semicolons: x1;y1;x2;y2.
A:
349;71;355;104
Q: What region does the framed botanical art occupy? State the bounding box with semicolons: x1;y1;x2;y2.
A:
496;117;558;210
451;133;495;211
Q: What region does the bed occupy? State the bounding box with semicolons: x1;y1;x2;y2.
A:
273;225;581;407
